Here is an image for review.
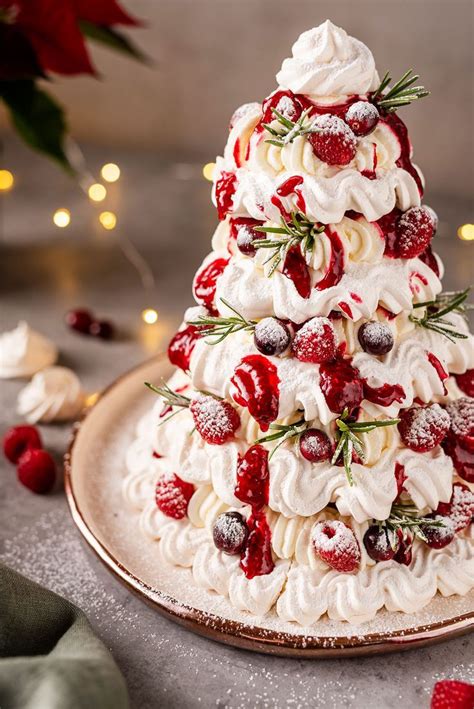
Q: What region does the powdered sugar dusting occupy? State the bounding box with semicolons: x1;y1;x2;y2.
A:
446;397;474;438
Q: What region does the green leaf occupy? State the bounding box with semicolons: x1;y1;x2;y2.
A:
79;22;148;64
0;80;73;172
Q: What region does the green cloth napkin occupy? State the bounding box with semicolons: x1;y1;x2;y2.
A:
0;563;129;709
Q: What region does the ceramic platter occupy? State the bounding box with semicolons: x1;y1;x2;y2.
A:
65;354;473;658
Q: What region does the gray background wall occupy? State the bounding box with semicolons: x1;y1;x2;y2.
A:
1;0;473;198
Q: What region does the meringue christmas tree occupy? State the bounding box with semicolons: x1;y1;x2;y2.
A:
125;21;474;625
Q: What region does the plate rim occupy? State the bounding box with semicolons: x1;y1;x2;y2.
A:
64;354;474;658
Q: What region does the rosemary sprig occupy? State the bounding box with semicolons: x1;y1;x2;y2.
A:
262;107;319;147
372;69;430;113
145;381;191;424
253;212;325;276
256;418;307;459
332;409;400;487
376;503;445;544
410;287;471;342
187;298;257;344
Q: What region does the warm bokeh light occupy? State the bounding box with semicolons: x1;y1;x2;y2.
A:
0;169;14;191
88;183;107;202
202;162;216;181
142;308;159;324
99;211;117;230
85;391;100;407
53;208;71;228
457;224;474;241
101;163;121;183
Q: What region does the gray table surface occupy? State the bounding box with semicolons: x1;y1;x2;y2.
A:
0;143;473;708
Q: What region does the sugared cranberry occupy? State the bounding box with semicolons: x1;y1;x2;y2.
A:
455;369;474;398
65;308;93;334
319;358;364;413
261;89;306;124
395;206;436;259
254;318;291;356
89;320;114;340
358;321;394;356
3;425;42;464
431;680;474;709
345;101;379;137
422;515;455;549
308;115;357;166
311;519;360;572
299;429;332;463
168;324;202;372
436;483;474;533
363;525;398;562
236;222;263;256
193;257;229;310
398;404;450;452
212;511;249;555
393;529;413;566
292;317;337;364
155;473;194;520
190;395;240;445
17;449;56;494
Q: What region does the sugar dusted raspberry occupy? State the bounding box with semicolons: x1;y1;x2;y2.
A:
299;429;332;463
455;369;474;398
398;404;450;452
311;519;361;572
308;114;357;166
292;317;337;364
395;206;436;259
155;473;194;520
254;317;291;356
445;397;474;441
431;680;474;709
3;425;42;464
358;321;394;355
363;525;398;562
212;511;249;555
17;449;56;494
436;483;474;533
190;395;240;445
422;515;455;549
345;101;379;137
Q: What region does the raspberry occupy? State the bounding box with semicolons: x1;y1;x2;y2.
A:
436;483;474;533
311;519;360;572
431;680;474;709
155;473;194;519
445;398;474;444
299;429;332;463
212;511;249;554
357;321;394;355
308;114;357;166
3;425;42;463
455;369;474;398
422;515;455;549
17;449;56;494
345;101;380;137
190;395;240;445
254;318;291;356
233;218;264;256
363;525;398;562
292;317;337;364
395;206;436;259
398;404;450;452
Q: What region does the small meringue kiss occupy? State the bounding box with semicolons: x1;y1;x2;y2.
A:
17;366;85;423
0;321;57;379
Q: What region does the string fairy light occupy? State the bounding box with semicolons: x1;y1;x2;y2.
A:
99;211;117;230
53;208;71;228
141;308;158;324
101;163;121;182
457;224;474;241
88;183;107;202
0;169;14;191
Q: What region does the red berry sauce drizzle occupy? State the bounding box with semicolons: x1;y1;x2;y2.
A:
235;445;274;579
382;111;423;195
215;171;237;220
193;257;229;312
427;352;448;395
230;355;280;432
168;325;202;371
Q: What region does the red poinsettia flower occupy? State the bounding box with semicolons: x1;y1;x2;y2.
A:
0;0;140;76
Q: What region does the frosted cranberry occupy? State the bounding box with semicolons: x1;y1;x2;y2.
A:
261;89;306;123
311;519;360;572
3;425;42;464
358;321;394;355
422;515;455;549
65;308;93;334
345;101;379;137
455;369;474;398
89;320;114;340
308;114;357;166
254;318;291;356
395;206;436;259
299;429;332;463
398;404;450;452
236;222;263;256
212;511;249;555
292;317;337;364
363;525;398;561
190;395;240;445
